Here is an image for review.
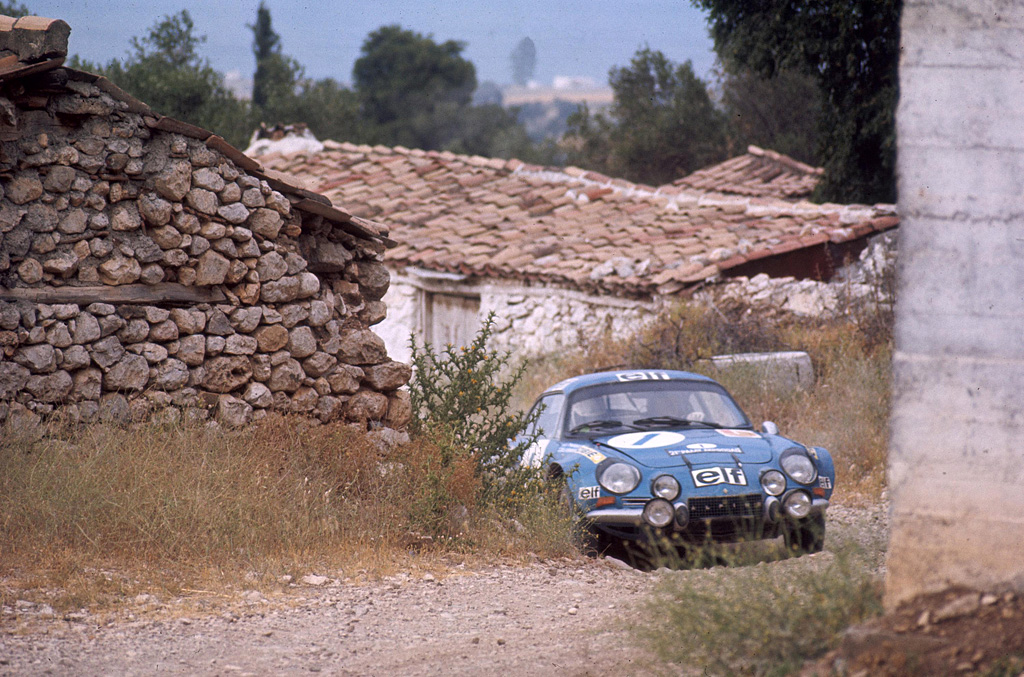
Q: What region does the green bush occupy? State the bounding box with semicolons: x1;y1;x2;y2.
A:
409;313;542;502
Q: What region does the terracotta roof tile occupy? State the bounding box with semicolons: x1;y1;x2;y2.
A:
253;141;897;295
675;146;824;200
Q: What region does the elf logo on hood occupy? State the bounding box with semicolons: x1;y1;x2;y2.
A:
691;466;747;487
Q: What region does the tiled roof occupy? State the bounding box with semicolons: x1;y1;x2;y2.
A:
256;142;897;297
674;145;823;200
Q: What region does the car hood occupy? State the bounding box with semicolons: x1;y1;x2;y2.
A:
594;428;774;468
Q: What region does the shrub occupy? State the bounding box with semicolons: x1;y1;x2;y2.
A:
408;313;542;503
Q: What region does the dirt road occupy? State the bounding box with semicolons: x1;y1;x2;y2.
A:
1;504;885;676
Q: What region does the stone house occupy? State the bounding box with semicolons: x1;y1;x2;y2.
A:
252;136;897;363
0;16;410;428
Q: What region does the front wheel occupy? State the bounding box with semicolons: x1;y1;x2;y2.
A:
783;513;825;555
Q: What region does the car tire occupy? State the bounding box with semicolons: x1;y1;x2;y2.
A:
783;513;825;555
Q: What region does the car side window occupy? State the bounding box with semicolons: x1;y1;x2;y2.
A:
530;393;564;439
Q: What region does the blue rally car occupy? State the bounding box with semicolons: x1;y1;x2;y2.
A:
519;369;834;554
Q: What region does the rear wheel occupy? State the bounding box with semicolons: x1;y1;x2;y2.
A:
783;513;825;555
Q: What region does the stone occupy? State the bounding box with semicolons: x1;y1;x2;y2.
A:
72;312;101;343
250;353;272;381
17;258;43;283
297;272;320;299
117;319;150;344
130;342;169;364
224;334;258;355
138;193;172;227
351;261;390;300
302;351;337;378
192;167;225;192
97;314;125;337
241;187;265;208
189;235;210;257
195;250;230;286
148;320;179;342
327;365;362;395
154;160;192;202
205;308;233;336
315;395;343;421
6;172;43;204
170;308;205;334
333;328;387;365
139;263;164;285
104;353;150;391
98;393;130;423
229;307;262;333
42;252;79;278
98;256;141;285
177;334;206;366
61;344;91;370
243;382;273;408
206;335;226;356
186;188;218;215
260;276;301;303
163;249;189;267
256;251;287;282
280;303;310;328
43;165;77;193
72;368;102;401
284;253;306;275
265;190;291;215
251;324;287;353
248;208;283;239
59;208;88;234
267;359;304;393
217;203;249;224
110;203;142;231
199;221;227;240
150;225;183;249
386;391;412;428
14;343;56;373
203;356;252;393
90;335;125;369
212;237;238;258
45;322;72;348
346;390;389;422
287;326;317;358
153;359;189;391
24;368;72;401
308;300;331;327
290;386;319;413
219;182;242;204
30;232;57;255
217;395;253;428
0;362;30;398
359;301;387;326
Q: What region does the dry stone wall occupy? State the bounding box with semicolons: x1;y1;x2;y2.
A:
0;68;410;429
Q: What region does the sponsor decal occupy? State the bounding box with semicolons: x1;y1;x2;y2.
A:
666;444;744;456
818;476;832;490
578;486;601;500
561;445;607;464
718;429;761;439
615;371;671;382
608;431;686;449
691;466;748;487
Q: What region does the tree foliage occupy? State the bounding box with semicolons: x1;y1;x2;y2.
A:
566;48;729;186
80;11;253;147
510;37;536;86
0;1;29;18
694;0;901;203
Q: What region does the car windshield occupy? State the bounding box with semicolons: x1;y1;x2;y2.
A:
563;380;750;437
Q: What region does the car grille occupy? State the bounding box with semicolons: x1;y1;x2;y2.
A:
688;494;763;520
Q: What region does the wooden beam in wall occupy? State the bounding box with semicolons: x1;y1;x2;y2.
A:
0;283;227;305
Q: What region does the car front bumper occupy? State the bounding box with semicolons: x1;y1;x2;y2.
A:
585;497;829;527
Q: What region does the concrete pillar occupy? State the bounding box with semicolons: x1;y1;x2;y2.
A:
886;1;1024;607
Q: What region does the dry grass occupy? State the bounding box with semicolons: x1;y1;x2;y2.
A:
0;414;575;613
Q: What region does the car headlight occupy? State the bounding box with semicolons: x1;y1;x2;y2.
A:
782;490;812;518
651;475;681;500
642;499;675;528
760;469;786;496
780;448;818;484
597;461;641;494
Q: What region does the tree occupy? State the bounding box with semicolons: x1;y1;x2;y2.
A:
565;48;729;186
0;1;29;17
353;25;477;149
694;0;901;203
85;11;252;147
720;68;821;165
249;2;302;114
510;37;536;87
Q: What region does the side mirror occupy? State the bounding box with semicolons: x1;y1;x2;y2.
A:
762;421;779;435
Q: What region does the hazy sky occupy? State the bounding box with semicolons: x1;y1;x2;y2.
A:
28;1;717;89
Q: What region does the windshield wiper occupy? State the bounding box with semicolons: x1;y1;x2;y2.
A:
569;419;625;434
632;416;723;429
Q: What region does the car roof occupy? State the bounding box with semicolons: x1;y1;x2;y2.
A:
540;369;720;397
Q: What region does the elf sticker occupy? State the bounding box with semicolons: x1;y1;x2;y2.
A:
578;486;600;500
616;371;671;382
718;429;761;439
691;466;748;487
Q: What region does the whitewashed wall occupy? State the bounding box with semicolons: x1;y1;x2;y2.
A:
886;1;1024;606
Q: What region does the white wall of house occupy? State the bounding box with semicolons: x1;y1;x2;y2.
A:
886;1;1024;606
376;269;656;364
